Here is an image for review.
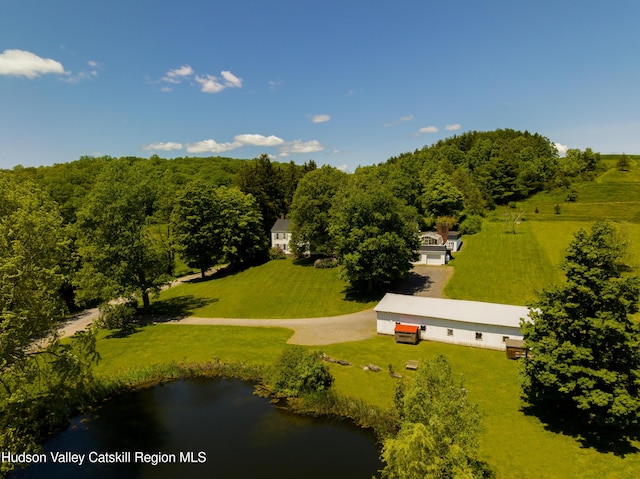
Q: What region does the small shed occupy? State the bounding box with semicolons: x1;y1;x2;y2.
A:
505;338;528;359
394;323;420;345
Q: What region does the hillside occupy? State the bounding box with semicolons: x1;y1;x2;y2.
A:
444;154;640;305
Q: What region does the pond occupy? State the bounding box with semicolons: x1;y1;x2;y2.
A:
11;379;382;478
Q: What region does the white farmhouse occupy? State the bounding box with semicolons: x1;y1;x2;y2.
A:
270;218;292;254
375;293;531;351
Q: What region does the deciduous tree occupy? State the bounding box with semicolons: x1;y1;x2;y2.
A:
75;160;171;309
381;355;486;478
330;177;419;291
288;165;348;256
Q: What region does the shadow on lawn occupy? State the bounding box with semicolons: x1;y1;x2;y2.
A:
143;295;218;322
342;286;385;304
521;403;640;456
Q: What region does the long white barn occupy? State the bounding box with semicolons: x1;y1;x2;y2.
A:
375;293;531;351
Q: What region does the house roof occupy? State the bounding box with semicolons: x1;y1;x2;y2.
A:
374;293;531;328
447;231;461;240
418;245;448;252
271;218;290;233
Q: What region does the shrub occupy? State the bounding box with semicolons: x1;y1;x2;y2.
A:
313;257;338;269
459;216;483;235
97;301;138;331
269;247;286;260
266;346;333;397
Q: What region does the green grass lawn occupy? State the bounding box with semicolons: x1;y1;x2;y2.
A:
153;258;380;318
93;325;640;479
444;220;561;305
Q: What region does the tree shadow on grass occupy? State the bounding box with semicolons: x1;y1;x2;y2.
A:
342;285;385;304
140;295;218;323
520;403;640;456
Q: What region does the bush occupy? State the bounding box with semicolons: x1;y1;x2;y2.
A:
269;247;286;260
459;215;483;235
266;346;333;397
97;301;138;331
313;257;338;269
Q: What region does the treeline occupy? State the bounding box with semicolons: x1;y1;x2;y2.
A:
6;154;316;229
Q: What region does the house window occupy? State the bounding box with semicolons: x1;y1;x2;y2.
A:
276;233;280;239
447;329;454;336
475;332;483;341
502;336;509;343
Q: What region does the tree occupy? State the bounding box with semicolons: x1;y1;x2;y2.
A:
617;153;631;171
0;174;99;462
170;181;222;277
215;186;266;266
421;171;465;218
288;165;348;256
521;221;640;435
171;183;266;276
235;154;286;237
330;177;420;291
75;160;171;310
381;355;486;479
0;174;69;369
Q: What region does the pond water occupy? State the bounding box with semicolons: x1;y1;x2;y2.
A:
11;379;382;478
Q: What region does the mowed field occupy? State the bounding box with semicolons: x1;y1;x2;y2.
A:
154;259;380;318
446;157;640;305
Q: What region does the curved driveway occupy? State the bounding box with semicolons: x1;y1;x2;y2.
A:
60;265;451;346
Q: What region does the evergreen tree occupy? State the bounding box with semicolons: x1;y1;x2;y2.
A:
522;221;640;435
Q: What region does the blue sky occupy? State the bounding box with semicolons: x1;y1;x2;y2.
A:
1;0;639;171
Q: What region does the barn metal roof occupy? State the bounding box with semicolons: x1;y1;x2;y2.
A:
374;293;531;328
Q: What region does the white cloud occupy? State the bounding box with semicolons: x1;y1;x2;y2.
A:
163;64;194;83
279;140;324;155
221;70;242;88
195;74;226;93
186;139;242;153
445;123;461;131
554;142;569;155
195;70;243;94
336;164;349;172
418;126;439;134
143;142;183;151
0;49;66;78
234;134;284;146
384;114;414;127
311;114;331;124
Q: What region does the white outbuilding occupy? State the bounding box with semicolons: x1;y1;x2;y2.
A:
375;293;531;351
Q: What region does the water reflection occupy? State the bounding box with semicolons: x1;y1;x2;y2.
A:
11;379;381;478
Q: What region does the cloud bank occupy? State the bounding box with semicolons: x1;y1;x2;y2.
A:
145;133;322;156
